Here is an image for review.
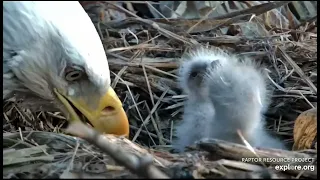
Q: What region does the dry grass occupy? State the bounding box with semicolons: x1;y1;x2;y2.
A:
3;1;317;179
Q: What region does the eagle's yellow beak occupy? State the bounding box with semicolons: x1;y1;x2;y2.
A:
54;87;129;137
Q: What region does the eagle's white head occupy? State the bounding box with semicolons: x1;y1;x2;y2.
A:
3;1;129;137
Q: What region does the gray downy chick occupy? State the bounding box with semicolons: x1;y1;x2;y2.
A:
173;54;216;152
173;47;286;152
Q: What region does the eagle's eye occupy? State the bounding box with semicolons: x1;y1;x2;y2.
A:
65;66;84;82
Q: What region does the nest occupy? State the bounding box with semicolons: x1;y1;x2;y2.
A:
3;130;317;179
3;1;317;179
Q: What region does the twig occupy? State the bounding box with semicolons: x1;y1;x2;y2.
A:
277;47;317;94
213;1;291;20
298;91;315;109
111;72;157;146
142;65;155;105
132;88;169;142
197;138;317;178
186;6;216;33
145;1;169;21
104;2;198;45
66;122;170;179
144;102;165;145
294;15;317;30
67;139;79;172
130;125;171;144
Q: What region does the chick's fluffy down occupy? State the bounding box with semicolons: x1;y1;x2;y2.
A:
173;47;286;151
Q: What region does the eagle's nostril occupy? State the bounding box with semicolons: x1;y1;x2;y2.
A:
103;106;115;113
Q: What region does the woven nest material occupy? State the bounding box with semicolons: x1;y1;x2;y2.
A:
3;131;147;179
3;1;318;179
3;131;317;179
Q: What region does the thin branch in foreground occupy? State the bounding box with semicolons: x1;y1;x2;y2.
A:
65;122;170;179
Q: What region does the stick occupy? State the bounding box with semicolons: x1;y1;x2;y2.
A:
66;122;170;179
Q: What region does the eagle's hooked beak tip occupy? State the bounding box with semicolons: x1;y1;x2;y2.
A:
54;87;130;137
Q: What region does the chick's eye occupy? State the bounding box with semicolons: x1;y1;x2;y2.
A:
65;69;83;82
190;71;198;78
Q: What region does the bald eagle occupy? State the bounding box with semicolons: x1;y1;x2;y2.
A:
3;1;129;137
